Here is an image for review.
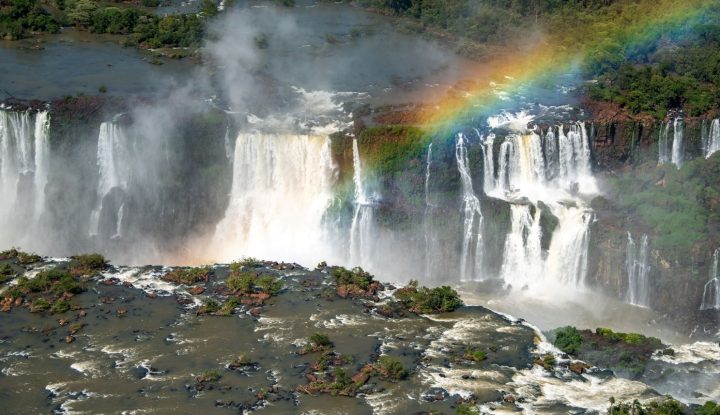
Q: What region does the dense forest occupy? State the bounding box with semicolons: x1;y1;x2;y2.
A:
358;0;720;118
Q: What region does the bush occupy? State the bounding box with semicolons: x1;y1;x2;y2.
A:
51;299;71;314
554;326;584;354
377;356;408;380
464;348;487;362
696;402;720;415
30;298;50;312
394;280;463;313
309;333;333;348
332;267;374;289
256;275;282;295
226;271;256;293
198;299;220;314
163;266;211;285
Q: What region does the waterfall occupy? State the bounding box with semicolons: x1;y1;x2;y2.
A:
478;130;496;194
705;119;720;158
33;111;50;221
671;118;684;168
0;108;51;249
455;132;484;281
626;233;651;308
211;132;337;265
348;138;376;267
700;248;720;310
658;118;683;168
89;121;129;237
423;143;437;280
483;121;596;291
499;204;542;287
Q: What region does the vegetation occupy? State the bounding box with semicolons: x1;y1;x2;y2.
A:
162;266;211;285
0;248;41;264
608;397;685;415
552;326;664;378
696;402;720;415
331;266;374;290
608;156;720;256
0;0;60;40
464;347;487;362
69;253;108;276
225;270;282;296
376;356;407;380
393;280;463;313
0;263;15;283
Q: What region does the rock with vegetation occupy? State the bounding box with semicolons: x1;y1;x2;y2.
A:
552;326;665;378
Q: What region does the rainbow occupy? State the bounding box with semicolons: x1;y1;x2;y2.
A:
419;0;717;134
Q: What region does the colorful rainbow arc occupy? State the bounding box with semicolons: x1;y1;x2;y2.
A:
420;0;716;135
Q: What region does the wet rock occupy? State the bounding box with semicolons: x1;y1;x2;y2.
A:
188;286;205;295
78;310;87;318
65;335;75;343
146;292;158;299
116;308;127;317
58;319;68;327
504;394;516;404
132;366;149;379
569;361;590;374
249;307;262;317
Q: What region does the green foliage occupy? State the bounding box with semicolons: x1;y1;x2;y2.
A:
331;267;374;290
330;367;351;389
17;268;78;294
0;0;60;39
226;271;256;293
50;299;71;314
377;356;408;380
553;326;584;354
199;298;220;314
456;403;479;415
226;269;282;295
30;298;51;312
609;157;720;257
394;280;463;313
609;397;685;415
199;368;221;382
70;253;108;274
163;266;211;285
464;347;487;362
309;333;333;348
696;401;720;415
0;263;15;283
256;275;282;295
595;328;662;348
216;297;239;315
357;126;429;178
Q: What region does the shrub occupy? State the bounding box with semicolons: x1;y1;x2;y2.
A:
696;402;720;415
30;298;50;312
332;266;374;289
51;299;71;314
163;266;211;285
256;275;282;295
394;280;463;313
554;326;584;354
217;297;239;315
309;333;333;348
199;299;220;314
226;271;256;293
464;348;487;362
377;356;408;380
198;368;221;382
71;253;107;270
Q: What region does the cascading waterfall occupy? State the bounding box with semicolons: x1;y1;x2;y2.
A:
423;143;438;280
626;233;651;308
349;138;375;267
211;132;337;265
700;248;720;310
0;108;51;249
704;119;720;158
658;118;684;168
89;121;129;238
499;203;542;287
488;121;596;292
455;132;484;281
478;130;496;193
